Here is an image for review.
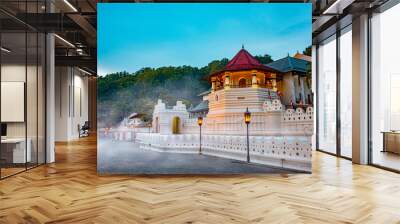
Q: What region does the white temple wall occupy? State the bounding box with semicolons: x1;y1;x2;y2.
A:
136;133;312;172
282;73;312;105
299;76;306;103
302;77;313;104
282;73;296;105
150;108;313;136
181;118;200;134
153;111;189;134
204;112;286;135
208;88;277;114
152;100;189;134
293;74;301;102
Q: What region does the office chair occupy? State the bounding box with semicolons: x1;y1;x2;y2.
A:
79;121;90;138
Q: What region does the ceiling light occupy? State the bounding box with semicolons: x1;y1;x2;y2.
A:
1;47;11;53
323;0;341;15
78;67;92;76
63;0;78;12
54;34;75;48
322;0;355;15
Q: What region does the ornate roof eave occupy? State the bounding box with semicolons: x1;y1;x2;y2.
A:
206;66;280;81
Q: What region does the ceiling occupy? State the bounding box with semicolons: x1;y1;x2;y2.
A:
0;0;97;75
311;0;390;42
6;0;388;73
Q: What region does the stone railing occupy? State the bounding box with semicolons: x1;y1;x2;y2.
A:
99;127;151;141
263;99;284;112
136;133;311;172
282;107;313;122
182;109;313;136
181;118;199;134
281;107;313;135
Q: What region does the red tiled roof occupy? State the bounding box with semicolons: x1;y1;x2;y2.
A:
207;47;279;79
225;48;267;71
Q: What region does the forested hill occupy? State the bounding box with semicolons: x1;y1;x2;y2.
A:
97;55;273;128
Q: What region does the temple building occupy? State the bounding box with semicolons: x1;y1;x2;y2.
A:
125;47;313;171
188;91;210;118
293;52;312;62
266;55;312;105
189;47;312;120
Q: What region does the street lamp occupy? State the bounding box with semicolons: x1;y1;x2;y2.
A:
244;107;251;163
197;116;203;155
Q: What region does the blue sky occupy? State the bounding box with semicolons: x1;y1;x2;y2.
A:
98;3;311;76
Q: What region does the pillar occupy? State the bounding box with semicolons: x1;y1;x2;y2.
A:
252;73;257;87
272;79;277;91
352;14;369;164
46;30;55;163
224;74;230;89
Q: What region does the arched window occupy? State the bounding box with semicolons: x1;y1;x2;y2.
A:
172;116;180;134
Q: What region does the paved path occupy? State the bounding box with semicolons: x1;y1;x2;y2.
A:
98;140;299;174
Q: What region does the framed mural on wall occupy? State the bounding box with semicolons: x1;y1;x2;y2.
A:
97;3;313;174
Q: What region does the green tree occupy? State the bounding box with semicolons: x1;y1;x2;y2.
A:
254;54;273;64
98;53;276;127
303;46;312;56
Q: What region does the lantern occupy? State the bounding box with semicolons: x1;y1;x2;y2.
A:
197;116;203;126
244;108;251;124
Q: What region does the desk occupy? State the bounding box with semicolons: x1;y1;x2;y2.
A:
1;138;31;163
382;131;400;154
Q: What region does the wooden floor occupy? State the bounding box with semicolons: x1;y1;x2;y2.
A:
373;151;400;171
1;136;400;224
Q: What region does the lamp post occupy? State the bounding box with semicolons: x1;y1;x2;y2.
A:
197;116;203;155
244;107;251;163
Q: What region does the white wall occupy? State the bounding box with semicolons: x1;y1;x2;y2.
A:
1;65;42;137
54;67;89;141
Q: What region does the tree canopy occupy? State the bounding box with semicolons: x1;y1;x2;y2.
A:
98;54;273;128
303;46;311;56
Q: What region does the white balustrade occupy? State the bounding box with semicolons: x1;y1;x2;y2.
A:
136;133;312;172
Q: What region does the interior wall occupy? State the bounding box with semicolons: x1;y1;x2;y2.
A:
55;67;89;141
0;64;38;138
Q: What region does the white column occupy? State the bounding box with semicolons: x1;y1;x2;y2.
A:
224;75;230;89
272;79;277;91
352;14;369;164
299;77;306;103
46;32;55;163
252;73;257;87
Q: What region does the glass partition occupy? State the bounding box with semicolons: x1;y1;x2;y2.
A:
0;1;46;179
339;26;352;158
1;30;28;177
317;35;337;154
27;30;38;169
370;3;400;171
